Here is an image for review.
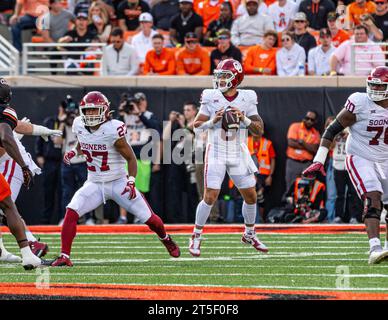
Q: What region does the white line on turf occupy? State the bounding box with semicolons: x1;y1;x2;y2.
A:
1;272;387;278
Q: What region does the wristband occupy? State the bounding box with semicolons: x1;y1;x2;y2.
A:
197;119;215;130
128;176;136;183
243;117;252;127
313;146;329;164
32;124;50;136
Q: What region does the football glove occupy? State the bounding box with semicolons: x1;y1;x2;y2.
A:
63;150;76;165
121;177;136;200
302;162;326;177
32;125;62;142
21;165;34;189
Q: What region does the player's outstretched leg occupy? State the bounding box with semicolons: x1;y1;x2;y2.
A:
239;188;268;253
0;232;22;263
145;213;180;258
22;220;49;258
50;208;78;267
0;196;44;270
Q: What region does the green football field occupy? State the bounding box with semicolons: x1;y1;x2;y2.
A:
0;230;387;299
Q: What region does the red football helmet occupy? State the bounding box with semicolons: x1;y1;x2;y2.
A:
213;59;244;93
79;91;110;126
366;66;388;102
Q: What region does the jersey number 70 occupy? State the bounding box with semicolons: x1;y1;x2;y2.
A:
367;126;388;145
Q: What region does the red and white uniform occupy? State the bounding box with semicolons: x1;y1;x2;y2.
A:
344;92;388;203
199;88;259;189
66;117;153;221
0;133;41;202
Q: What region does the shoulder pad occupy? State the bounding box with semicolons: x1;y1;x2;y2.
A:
200;89;217;105
243;90;258;104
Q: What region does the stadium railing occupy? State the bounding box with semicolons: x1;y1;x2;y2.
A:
350;42;388;75
22;42;105;75
0;34;19;76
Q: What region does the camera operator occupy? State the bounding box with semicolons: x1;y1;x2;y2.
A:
116;91;161;224
268;175;327;223
283;175;327;223
162;103;199;223
56;96;90;225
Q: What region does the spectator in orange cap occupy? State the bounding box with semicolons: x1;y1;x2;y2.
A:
326;11;349;47
176;32;211;75
347;0;376;28
244;30;277;75
143;34;176;75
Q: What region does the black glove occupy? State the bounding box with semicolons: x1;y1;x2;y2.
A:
21;165;34;190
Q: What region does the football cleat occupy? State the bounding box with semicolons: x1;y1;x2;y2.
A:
241;233;269;253
189;234;202;257
0;248;22;263
160;235;180;258
22;255;47;271
50;255;74;267
368;246;388;265
29;240;49;258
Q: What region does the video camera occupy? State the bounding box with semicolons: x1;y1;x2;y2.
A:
294;177;314;215
61;95;79;125
118;92;141;115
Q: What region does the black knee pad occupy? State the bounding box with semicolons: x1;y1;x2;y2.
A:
362;197;382;222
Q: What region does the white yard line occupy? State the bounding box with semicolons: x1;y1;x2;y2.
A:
1;272;387;278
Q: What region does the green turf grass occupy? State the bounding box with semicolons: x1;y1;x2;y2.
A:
0;233;387;293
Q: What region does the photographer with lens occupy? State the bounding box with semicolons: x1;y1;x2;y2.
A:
162;103;199;223
267;175;327;223
116;92;161;224
56;95;89;225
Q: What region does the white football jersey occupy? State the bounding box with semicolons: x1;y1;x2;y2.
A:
73;116;128;182
268;0;298;32
198;89;259;157
0;133;41;176
345;92;388;163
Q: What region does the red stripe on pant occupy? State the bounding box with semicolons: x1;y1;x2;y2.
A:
345;156;361;199
2;160;9;177
7;160;16;184
349;155;367;194
204;144;210;189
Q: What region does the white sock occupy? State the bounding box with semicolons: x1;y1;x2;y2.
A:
25;230;37;242
369;237;381;250
242;202;257;225
60;253;70;259
20;246;36;260
195;200;213;226
244;225;255;236
0;237;5;251
193;228;203;237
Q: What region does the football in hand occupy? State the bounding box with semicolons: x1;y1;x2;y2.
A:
222;107;240;131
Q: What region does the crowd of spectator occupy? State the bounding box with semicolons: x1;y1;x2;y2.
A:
1;0;387;75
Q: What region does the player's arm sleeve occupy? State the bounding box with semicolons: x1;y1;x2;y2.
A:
1;107;18;130
343;92;362;117
198;90;211;117
246;91;259;117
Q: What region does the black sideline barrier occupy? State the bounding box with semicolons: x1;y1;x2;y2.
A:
11;86;362;224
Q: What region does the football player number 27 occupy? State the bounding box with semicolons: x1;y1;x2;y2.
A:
82;150;110;171
367;126;388;145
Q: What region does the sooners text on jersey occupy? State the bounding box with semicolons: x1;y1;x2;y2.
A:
73;116;127;182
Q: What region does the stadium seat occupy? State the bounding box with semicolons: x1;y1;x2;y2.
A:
124;30;139;43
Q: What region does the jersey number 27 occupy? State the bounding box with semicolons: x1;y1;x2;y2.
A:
82;150;110;172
